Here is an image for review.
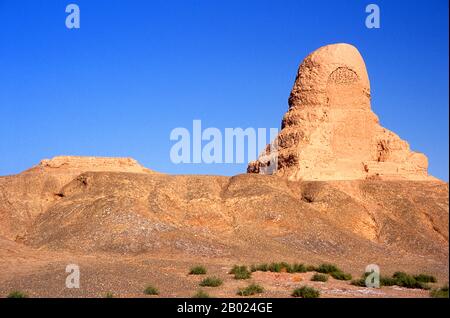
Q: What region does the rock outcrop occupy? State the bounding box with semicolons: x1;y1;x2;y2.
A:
248;43;434;181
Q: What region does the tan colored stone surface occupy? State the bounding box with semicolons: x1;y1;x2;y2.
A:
248;43;434;181
0;156;156;239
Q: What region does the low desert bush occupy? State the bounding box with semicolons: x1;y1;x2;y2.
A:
316;263;340;274
189;266;207;275
237;283;264;296
267;263;284;273
7;291;28;298
352;271;431;289
230;265;251;279
288;263;307;273
311;273;328;282
351;278;366;287
414;274;437;283
393;272;427;289
251;262;307;274
306;265;317;272
330;271;352;281
379;276;397;286
105;292;114;298
251;264;269;272
200;277;223;287
143;285;159;295
430;285;449;298
192;290;211;298
291;286;320;298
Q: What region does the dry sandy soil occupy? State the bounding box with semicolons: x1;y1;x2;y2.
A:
0;160;448;298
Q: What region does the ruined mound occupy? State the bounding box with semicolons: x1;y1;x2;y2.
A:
27;156;154;175
248;43;433;181
0;156;156;239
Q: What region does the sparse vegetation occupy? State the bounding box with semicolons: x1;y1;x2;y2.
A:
316;263;340;274
314;263;351;280
230;265;251;279
311;273;328;282
330;271;352;281
143;285;159;295
250;262;307;273
430;285;449;298
267;263;284;273
351;278;366;287
414;274;437;283
200;277;223;287
306;265;316;272
192;290;211;298
7;291;28;298
105;292;114;298
392;272;428;289
314;263;340;274
251;263;269;272
288;263;308;273
352;271;434;289
237;283;264;296
189;266;207;275
292;286;320;298
380;276;397;286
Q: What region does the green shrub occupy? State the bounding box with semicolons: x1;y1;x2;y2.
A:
229;265;244;274
192;290;211;298
268;262;283;273
292;286;320;298
380;276;397;286
306;265;316;272
316;263;340;274
105;292;114;298
251;262;307;273
251;264;269;272
189;266;207;275
200;277;223;287
311;273;328;282
351;278;366;287
281;262;293;272
430;285;449;298
237;283;264;296
230;265;251;279
393;272;425;289
352;272;432;289
289;263;307;273
330;271;352;281
7;291;28;298
414;274;437;283
235;270;251;280
144;285;159;295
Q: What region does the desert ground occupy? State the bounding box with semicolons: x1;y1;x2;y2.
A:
0;161;448;298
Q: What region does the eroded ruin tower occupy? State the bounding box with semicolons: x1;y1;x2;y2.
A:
248;43;433;181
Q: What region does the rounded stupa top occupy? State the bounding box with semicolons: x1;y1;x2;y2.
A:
288;43;371;109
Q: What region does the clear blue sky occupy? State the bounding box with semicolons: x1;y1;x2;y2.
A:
0;0;448;180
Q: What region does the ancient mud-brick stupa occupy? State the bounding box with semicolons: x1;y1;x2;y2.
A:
248;43;435;181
